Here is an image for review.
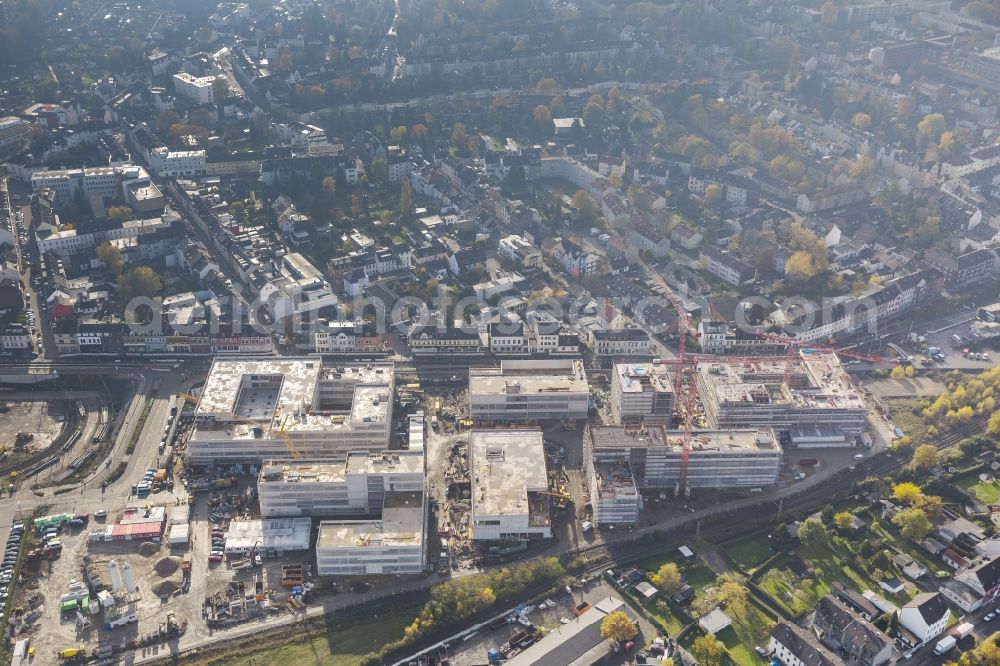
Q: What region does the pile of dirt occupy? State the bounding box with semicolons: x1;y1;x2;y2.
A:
153;556;183;577
138;542;159;557
151;579;181;597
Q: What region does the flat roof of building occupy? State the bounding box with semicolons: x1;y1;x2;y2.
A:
194;358;393;439
696;351;865;410
260;452;423;484
469;359;589;395
592;459;639;500
614;362;674;394
317;491;424;549
590;425;781;452
470;429;548;517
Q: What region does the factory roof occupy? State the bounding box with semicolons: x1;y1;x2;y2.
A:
696;351;865;410
590;426;781;453
470;430;549;518
469;359;589;395
613;362;674;394
317;491;425;549
259;452;424;484
224;517;312;552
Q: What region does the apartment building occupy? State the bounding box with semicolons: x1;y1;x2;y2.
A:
30;164;160;205
468;359;590;422
172;72;222;104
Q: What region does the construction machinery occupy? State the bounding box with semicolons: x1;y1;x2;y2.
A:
176;392;301;459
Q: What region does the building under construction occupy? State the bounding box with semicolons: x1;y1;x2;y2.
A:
469;429;551;540
695;351;866;446
468;360;589;422
258;452;425;518
585;425;783;522
610;362;675;425
315;490;427;575
187;358;395;465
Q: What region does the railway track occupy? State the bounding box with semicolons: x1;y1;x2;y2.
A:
0;405;81;479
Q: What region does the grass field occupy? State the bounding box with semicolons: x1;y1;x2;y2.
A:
885;397;930;444
721;531;774;572
200;610;413;666
958;472;1000;504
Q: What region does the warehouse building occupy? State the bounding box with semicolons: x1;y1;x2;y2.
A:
506;596;639;665
257;452;424;518
696;352;865;445
224;518;312;557
586;425;782;520
470;430;551;540
468;359;589;422
188;359;394;465
316;490;426;575
610;362;674;425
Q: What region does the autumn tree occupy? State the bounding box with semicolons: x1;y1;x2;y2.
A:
704;183;722;204
96;243;124;276
851;112;872;130
691;635;726;665
909;444;939;472
798;517;828;548
600;610;637;643
400;180;414;218
988;410;1000;435
450;123;466;145
917;113;946;150
834;511;854;530
849;155;875;180
893;482;923;503
322;175;337;199
892;507;932;539
117;266;162;310
914;494;944;520
107;206;133;222
650;562;683;594
533;104;552;130
717;573;749;618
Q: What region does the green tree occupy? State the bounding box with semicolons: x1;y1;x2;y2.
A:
892;507;932;539
691;635;725;665
600;610;637;643
95;243;125;276
798;517;828;548
572;190;598;224
369;158;388;185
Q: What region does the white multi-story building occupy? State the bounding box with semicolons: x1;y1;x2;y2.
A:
188;359;394;465
173;72;221;104
468;359;590;422
610;363;674;424
30;164;157;204
37;217;169;257
899;593;949;647
316;490;426;575
498;234;543;268
0;116;31;152
258;452;424;518
696;352;867;444
148;147;207;177
587;426;783;502
469;430;551;541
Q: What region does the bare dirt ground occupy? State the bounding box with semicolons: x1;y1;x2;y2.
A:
21;519;201;661
0;399;66;458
